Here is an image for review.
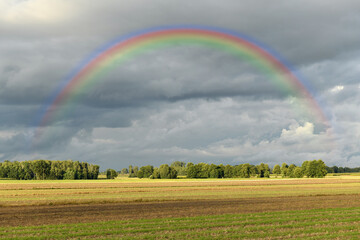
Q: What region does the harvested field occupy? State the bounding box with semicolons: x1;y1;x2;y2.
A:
1;178;360;207
1;177;360;239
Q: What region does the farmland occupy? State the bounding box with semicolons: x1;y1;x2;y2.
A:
1;176;360;239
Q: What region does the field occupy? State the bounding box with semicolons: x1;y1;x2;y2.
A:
1;176;360;239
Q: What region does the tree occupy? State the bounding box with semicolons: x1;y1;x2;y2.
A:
63;169;76;179
224;165;234;178
73;161;83;179
273;164;281;177
293;167;304;178
331;166;339;173
209;164;224;178
33;160;51;180
301;161;310;176
0;161;10;178
151;168;160;179
22;161;34;180
106;169;118;179
82;162;89;179
0;160;98;180
8;161;22;179
316;160;327;177
186;163;198;178
128;165;139;178
89;164;100;179
197;163;210;178
137;170;144;178
281;163;288;178
121;168;129;174
171;161;187;176
139;165;154;178
304;160;327;178
159;164;177;179
49;161;65;179
133;166;139;176
325;166;333;173
240;164;252;178
287;164;296;178
256;163;270;178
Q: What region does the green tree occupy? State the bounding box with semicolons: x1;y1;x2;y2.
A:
331;166;339;173
81;162;89;179
8;161;22;179
63;169;76;179
209;164;224;178
159;164;177;179
0;161;10;178
33;160;51;180
121;168;129;174
224;165;234;178
301;161;310;176
281;163;288;178
171;161;187;176
240;163;252;178
128;165;139;178
22;161;34;180
133;166;139;176
89;164;100;179
0;160;98;180
186;163;198;178
139;165;154;178
293;167;304;178
303;160;327;178
137;170;144;178
197;163;210;178
151;168;160;179
288;164;296;178
256;163;270;178
273;164;281;177
106;169;118;179
73;161;83;179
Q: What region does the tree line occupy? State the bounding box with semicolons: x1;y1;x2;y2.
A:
326;166;360;173
0;160;100;180
116;160;328;179
117;164;178;179
2;159;354;180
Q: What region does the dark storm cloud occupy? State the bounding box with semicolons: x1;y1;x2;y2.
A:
2;0;360;106
3;1;360;63
79;46;286;109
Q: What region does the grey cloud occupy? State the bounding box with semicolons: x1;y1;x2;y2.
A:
1;0;360;168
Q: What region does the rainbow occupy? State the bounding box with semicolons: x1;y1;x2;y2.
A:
33;25;330;144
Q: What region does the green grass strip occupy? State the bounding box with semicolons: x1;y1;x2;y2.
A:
1;207;359;239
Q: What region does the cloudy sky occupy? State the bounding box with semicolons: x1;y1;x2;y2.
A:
1;0;360;169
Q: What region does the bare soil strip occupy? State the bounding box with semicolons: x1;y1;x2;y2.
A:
1;193;359;227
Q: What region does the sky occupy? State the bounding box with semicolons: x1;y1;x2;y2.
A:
1;0;360;169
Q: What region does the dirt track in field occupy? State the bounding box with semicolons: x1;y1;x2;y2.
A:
1;194;360;227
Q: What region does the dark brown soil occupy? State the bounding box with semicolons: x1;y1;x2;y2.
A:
1;194;359;227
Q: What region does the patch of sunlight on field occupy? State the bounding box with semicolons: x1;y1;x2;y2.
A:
1;176;360;206
1;174;360;184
